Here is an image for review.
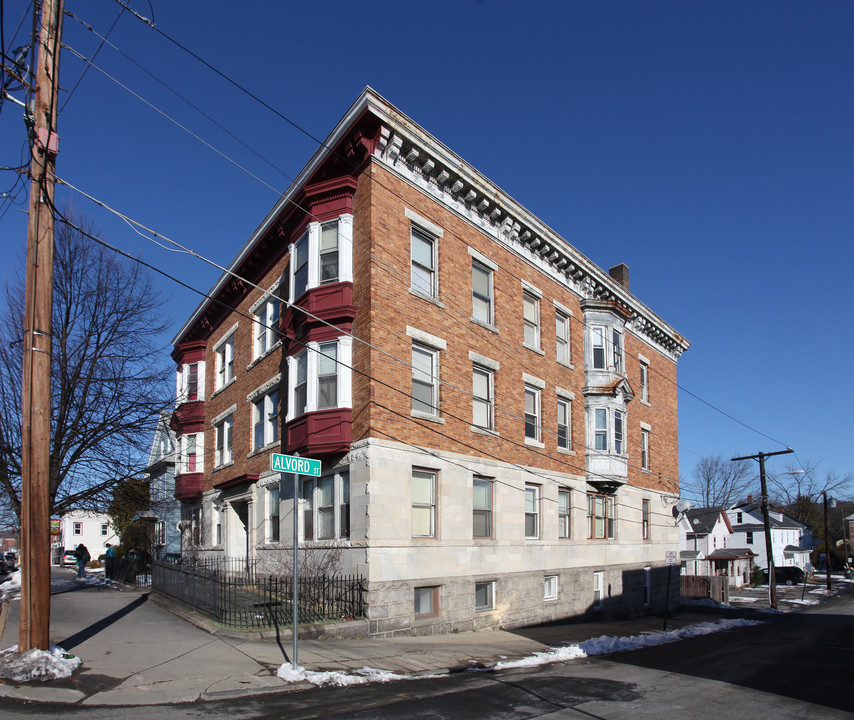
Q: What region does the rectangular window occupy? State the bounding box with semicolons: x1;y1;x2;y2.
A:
525;484;540;539
412;344;438;416
640;362;649;402
302;471;350;541
558;488;571;539
268;485;280;543
555;310;570;365
593;570;604;608
294;351;308;416
73;522;82;535
414;586;438;617
614;410;624;454
544;575;558;600
472;365;494;430
215;415;233;467
293;231;309;299
746;531;754;544
524;385;540;441
411;226;436;297
594;408;608;451
154;521;166;546
523;291;540;348
317;342;338;409
641;428;650;470
473;477;492;539
213;506;222;545
592;326;606;369
254;390;279;450
186;433;197;472
557;398;571;450
101;523;108;536
643;567;651;607
187;363;199;401
412;469;437;538
472;260;493;325
588;493;615;539
475;581;494;611
320;220;339;284
254;297;281;359
216;336;235;389
642;499;650;540
612;329;623;373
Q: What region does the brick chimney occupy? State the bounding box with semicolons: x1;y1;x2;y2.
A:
609;263;629;291
747;494;753;504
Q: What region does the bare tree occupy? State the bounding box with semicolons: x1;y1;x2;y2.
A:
768;460;853;523
684;455;755;508
0;209;173;521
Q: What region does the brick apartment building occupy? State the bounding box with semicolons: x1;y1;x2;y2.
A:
170;87;690;636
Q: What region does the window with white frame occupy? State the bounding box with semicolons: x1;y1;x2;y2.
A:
319;220;340;284
412;469;437;538
412;344;439;416
639;360;649;403
588;493;615;539
101;523;108;536
215;414;233;467
555;309;570;365
557;398;571;451
287;339;352;421
253;390;279;451
523;290;540;349
746;531;754;544
473;476;492;539
293;230;309;299
524;385;540;442
154;521;166;546
612;329;623;373
73;522;82;535
184;433;199;473
187;363;199;401
525;484;540;539
267;485;280;542
302;471;350;541
215;335;235;390
472;365;494;430
591;326;606;369
593;570;604;608
472;259;493;325
594;408;608;451
411;225;437;297
641;427;650;470
253;293;281;359
642;499;650;540
475;581;494;611
212;504;222;545
558;488;571;539
614;410;624;454
544;575;558;600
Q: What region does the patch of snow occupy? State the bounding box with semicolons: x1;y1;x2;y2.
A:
0;644;82;683
728;596;761;603
276;663;441;687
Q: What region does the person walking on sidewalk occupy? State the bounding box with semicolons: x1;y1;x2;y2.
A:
104;543;115;579
74;543;90;579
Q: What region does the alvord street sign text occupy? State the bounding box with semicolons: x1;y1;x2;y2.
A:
270;453;321;476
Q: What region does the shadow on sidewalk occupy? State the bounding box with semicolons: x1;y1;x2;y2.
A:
57;593;148;651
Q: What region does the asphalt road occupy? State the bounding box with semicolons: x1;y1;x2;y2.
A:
2;588;853;719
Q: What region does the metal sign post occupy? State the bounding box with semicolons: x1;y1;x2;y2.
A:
663;550;678;630
270;452;321;668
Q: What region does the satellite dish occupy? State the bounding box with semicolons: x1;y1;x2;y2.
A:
672;499;693;520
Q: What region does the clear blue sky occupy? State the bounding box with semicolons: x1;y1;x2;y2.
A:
2;1;851;496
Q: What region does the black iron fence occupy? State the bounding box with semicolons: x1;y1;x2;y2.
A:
105;553;152;587
151;558;365;630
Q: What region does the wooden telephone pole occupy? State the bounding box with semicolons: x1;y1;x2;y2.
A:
19;0;64;652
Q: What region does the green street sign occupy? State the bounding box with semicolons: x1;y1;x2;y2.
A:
270;453;321;476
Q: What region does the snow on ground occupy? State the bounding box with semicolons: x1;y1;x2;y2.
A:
0;645;81;682
276;617;763;687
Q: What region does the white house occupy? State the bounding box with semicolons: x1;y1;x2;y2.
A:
56;509;118;562
726;499;812;574
679;507;755;587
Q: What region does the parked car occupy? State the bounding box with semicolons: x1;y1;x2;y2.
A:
3;552;16;571
761;566;806;586
60;550;78;568
0;555;7;575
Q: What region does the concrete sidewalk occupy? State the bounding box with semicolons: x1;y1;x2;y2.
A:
0;574;763;707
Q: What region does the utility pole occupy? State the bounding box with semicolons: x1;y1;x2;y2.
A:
822;491;832;592
19;0;64;652
732;448;794;611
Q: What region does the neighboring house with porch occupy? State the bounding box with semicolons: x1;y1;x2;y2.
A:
678;507;755;587
139;411;182;560
726;499;812;574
